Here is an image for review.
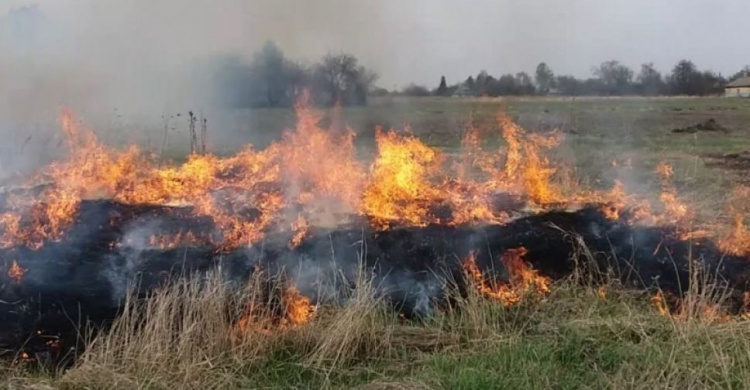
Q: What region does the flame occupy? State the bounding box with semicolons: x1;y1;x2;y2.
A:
496;112;563;206
148;231;212;250
655;162;689;224
650;291;670;317
282;285;316;326
7;260;25;284
651;290;731;321
235;284;315;335
5;97;750;325
363;127;443;229
280;93;365;212
0;102;646;252
462;247;550;306
720;186;750;256
597;286;608;300
501;247;551;296
2;94;745;316
289;214;309;248
0;98;364;250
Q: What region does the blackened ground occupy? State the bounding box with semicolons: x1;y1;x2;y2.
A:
1;200;748;364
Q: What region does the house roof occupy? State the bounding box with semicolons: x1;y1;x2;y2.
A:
726;77;750;88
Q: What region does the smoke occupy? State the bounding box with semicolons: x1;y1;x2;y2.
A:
2;0;748;179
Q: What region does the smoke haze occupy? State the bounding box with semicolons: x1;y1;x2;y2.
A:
1;0;748;175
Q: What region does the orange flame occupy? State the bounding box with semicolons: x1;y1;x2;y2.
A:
148;231;211;250
363;127;443;229
719;186;750;256
0;98;734;266
282;285;316;326
655;162;689;224
650;291;670;317
289;215;309;248
462;247;550;306
235;284;315;335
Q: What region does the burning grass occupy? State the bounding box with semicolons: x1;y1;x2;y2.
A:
5;96;750;388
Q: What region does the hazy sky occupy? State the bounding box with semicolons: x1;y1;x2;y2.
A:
1;0;748;89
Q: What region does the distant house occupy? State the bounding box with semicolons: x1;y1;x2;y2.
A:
452;83;473;97
725;77;750;97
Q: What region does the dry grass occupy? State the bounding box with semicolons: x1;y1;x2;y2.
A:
3;258;750;389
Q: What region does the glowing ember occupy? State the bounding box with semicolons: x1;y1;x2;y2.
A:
148;231;212;250
651;291;670;317
7;260;26;284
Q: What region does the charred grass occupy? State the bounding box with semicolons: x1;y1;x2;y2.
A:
4;267;750;389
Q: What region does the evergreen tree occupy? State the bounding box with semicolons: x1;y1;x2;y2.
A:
436;76;448;96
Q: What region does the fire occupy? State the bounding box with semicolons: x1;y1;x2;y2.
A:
597;286;608;300
148;231;211;250
7;260;26;284
496;112;563;206
462;247;550;306
280;93;365;212
650;291;670;317
651;290;731;321
289;214;309;248
655;162;689;224
501;247;551;296
282;285;316;326
0;97;364;250
720;186;750;256
363;127;443;228
3;96;747;303
0;100;647;252
235;284;315;335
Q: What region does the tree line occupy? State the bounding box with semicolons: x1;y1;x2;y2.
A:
413;61;750;97
212;41;378;108
212;42;750;107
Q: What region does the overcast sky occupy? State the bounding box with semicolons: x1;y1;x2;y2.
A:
1;0;748;89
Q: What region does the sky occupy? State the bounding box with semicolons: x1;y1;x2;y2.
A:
1;0;748;90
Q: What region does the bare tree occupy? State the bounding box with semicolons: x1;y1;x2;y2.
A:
314;53;377;106
594;60;634;95
636;63;665;96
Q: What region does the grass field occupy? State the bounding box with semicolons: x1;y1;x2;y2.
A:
5;96;750;389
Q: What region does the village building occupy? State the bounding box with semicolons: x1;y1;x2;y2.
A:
725;77;750;97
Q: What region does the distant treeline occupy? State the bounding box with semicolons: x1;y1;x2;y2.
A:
212;42;750;108
212;41;377;108
408;61;750;98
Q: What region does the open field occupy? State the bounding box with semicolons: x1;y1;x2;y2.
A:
4;96;750;389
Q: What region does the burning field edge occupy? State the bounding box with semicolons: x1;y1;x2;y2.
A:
3;97;750;388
